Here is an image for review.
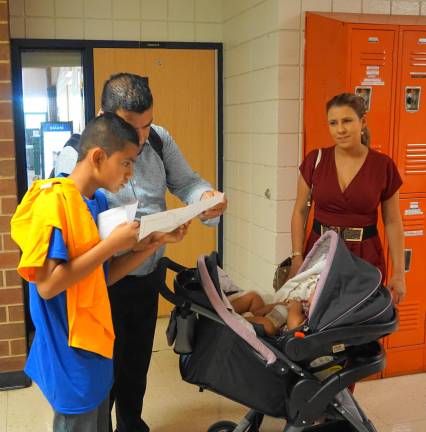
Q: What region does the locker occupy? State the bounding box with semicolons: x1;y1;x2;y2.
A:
387;196;426;349
348;28;397;155
395;30;426;194
304;13;426;377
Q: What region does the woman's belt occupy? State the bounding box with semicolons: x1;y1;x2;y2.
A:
313;219;378;242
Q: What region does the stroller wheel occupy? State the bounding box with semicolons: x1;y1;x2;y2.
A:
207;420;238;432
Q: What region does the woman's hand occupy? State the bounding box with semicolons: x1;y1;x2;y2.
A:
387;273;406;304
287;255;303;280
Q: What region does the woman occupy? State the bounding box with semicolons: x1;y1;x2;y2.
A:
290;93;405;304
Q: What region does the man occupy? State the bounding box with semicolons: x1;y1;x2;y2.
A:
54;72;227;432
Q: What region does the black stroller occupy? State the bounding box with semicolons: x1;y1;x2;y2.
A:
158;231;398;432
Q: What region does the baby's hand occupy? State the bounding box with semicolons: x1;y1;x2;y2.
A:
285;299;303;311
107;221;140;252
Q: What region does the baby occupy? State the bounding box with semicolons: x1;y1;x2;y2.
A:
218;257;326;336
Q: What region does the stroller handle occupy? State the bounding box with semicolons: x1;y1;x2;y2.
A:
157;257;188;307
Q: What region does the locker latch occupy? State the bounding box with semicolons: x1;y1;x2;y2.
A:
404;249;412;272
405;87;421;112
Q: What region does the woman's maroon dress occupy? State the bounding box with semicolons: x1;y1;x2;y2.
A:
300;146;402;280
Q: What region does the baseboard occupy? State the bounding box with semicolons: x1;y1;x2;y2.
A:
0;370;32;391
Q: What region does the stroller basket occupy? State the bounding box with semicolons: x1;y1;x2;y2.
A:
158;231;398;431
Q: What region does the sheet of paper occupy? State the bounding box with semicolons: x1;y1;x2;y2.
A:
98;201;138;240
138;192;224;240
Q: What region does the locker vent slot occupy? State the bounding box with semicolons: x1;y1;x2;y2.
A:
410;52;426;67
397;303;421;332
360;51;386;66
405;143;426;174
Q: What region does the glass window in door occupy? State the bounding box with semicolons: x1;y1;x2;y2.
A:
21;51;85;186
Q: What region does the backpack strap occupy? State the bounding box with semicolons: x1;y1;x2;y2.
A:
64;133;81;151
148;127;163;162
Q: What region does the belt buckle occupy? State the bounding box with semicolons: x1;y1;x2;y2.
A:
321;225;341;236
344;227;364;242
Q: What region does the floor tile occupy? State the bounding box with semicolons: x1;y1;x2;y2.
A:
3;318;426;432
0;391;7;432
6;386;51;432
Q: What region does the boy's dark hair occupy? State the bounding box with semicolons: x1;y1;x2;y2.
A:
78;112;139;161
101;73;153;113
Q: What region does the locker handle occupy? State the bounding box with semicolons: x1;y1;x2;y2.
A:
404;249;412;272
405;87;421;112
410;72;426;78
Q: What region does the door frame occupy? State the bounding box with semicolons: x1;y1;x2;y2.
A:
10;38;224;356
11;38;223;253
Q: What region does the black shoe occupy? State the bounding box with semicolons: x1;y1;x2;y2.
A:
114;421;150;432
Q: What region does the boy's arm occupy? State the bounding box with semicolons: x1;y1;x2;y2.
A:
35;222;139;299
107;224;189;286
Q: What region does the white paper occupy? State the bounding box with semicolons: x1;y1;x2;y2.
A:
98;201;138;240
97;193;224;241
138;192;224;240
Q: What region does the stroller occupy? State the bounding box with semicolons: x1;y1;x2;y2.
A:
158;231;398;432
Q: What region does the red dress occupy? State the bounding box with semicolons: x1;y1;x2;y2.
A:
300;146;402;280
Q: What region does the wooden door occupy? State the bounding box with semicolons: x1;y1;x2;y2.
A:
93;48;217;316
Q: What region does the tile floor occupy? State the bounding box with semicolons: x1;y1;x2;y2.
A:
1;318;426;432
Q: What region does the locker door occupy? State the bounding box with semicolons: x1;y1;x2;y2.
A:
385;196;426;376
93;48;217;316
349;28;397;155
395;30;426;194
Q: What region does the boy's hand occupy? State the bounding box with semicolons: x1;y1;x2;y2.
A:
107;221;140;252
199;190;227;221
132;232;159;252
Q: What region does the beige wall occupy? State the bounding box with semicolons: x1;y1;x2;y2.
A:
7;0;426;298
9;0;222;41
222;0;426;295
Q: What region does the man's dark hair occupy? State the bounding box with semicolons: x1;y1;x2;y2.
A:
101;73;153;113
78;112;139;161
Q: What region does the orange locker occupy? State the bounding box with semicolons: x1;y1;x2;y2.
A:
304;13;426;377
395;29;426;194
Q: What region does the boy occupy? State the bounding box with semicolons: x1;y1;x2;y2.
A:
11;113;186;432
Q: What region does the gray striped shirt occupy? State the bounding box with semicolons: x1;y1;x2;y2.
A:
55;124;217;276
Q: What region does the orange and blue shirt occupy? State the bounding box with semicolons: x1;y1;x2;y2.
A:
11;178;114;414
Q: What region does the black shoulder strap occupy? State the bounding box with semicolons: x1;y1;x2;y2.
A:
49;133;81;178
64;133;81;151
148;127;163;162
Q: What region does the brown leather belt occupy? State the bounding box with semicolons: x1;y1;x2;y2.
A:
313;219;378;242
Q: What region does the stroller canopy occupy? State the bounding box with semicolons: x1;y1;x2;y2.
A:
302;231;389;332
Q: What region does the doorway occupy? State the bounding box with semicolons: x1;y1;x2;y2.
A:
11;39;223;345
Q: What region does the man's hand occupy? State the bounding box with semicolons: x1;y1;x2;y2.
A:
199;190;227;221
155;222;190;244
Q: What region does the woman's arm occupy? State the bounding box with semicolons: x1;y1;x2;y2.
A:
382;191;406;304
35;222;140;299
288;175;311;277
